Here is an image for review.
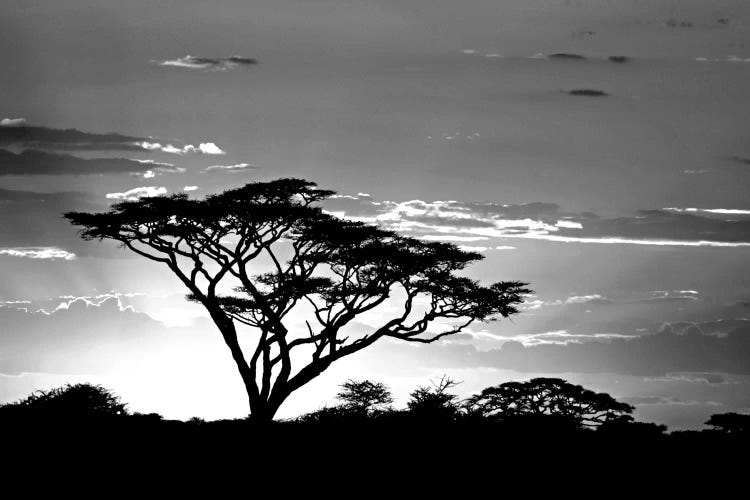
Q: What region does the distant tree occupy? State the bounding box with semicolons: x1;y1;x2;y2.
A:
706;412;750;434
463;377;634;428
336;379;394;414
65;178;529;422
131;412;165;422
0;383;127;418
407;376;462;421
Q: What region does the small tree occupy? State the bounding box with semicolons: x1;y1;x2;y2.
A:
463;377;633;428
65;178;529;422
336;379;394;414
407;376;462;421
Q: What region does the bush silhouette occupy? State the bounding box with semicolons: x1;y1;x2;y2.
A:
0;383;127;419
336;379;394;414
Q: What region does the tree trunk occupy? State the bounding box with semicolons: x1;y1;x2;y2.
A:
248;395;284;423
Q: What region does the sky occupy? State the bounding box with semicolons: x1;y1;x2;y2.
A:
1;0;749;428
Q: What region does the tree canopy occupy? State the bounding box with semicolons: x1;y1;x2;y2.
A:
706;412;750;434
65;178;529;421
336;379;394;414
463;377;634;428
407;375;462;421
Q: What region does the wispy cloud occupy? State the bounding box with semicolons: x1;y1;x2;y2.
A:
324;194;750;248
138;141;225;155
456;245;517;252
106;186;167;201
155;55;258;72
130;159;185;178
0;117;27;127
622;396;722;407
665;207;750;216
203;162;255;172
0;247;75;260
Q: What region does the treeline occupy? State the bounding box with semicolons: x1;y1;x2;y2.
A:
2;376;748;438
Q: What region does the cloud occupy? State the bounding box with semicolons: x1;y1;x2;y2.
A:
106;186;168;201
665;207;750;216
138;141;225;155
0;122;225;159
0;118;27;127
130;161;184;180
568;89;609;97
203;162;255;172
548;53;587;60
0;247;75;260
456;245;517;252
0;124;148;152
564;294;610;305
0;297;168;375
420;235;490;242
422;319;750;376
0;149;167;176
183;186;198;192
622;396;722;406
325;195;750;247
488;330;637;347
155;55;258;72
519;294;612;311
653;373;728;385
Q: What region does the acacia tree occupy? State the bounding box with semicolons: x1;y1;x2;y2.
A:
463;377;634;428
407;375;462;420
65;178;529;422
336;379;394;414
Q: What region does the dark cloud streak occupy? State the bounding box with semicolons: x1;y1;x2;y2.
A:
0;125;147;152
0;149;160;176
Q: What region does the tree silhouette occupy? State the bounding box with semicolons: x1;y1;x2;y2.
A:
463;377;633;428
336;379;394;414
407;375;462;421
65;178;529;421
0;383;127;418
706;412;750;434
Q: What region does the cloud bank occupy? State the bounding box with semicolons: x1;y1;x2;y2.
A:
324;195;750;247
369;319;750;377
